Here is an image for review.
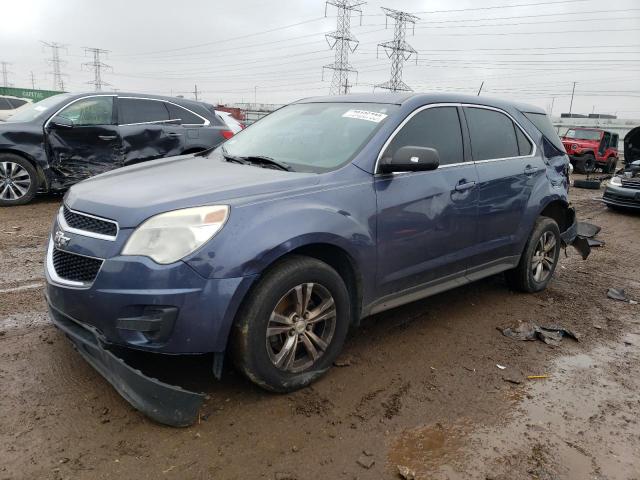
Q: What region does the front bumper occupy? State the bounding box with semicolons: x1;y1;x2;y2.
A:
603;184;640;209
48;301;204;427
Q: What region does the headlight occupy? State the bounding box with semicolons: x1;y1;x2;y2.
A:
609;176;622;187
122;206;229;264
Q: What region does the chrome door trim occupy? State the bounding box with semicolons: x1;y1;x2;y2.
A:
118;96;210;127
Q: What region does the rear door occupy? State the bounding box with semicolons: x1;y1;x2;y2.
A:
462;106;540;273
375;105;479;301
117;97;185;165
164;102;218;151
45;95;122;182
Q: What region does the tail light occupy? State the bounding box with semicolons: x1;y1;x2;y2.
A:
221;130;234;140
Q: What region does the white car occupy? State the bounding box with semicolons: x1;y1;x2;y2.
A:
0;95;32;122
215;110;244;134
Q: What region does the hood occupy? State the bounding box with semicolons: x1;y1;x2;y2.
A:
65;152;320;228
624;126;640;165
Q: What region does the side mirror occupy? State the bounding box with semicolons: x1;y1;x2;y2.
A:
48;116;74;129
380;146;440;174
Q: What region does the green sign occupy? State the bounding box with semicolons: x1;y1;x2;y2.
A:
0;86;64;103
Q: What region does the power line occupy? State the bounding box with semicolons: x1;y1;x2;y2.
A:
82;47;113;91
1;62;12;88
323;0;365;95
375;7;419;92
41;41;68;91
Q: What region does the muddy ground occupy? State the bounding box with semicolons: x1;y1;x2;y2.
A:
1;178;638;480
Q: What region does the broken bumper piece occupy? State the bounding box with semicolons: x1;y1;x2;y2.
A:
559;207;591;260
47;301;205;427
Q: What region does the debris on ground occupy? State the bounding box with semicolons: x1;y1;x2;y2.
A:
527;375;550;380
333;355;353;367
502;374;524;385
498;322;580;346
587;238;605;247
607;288;638;304
357;454;375;469
577;222;601;238
496;364;507;370
397;464;417;479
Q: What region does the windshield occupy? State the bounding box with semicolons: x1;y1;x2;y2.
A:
564;129;602;141
218;102;398;173
6;94;72;123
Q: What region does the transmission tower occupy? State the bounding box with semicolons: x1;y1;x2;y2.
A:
375;8;419;92
1;62;12;88
82;47;113;91
41;41;68;91
322;0;365;95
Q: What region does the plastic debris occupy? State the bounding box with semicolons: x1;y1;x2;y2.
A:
607;288;637;304
498;322;579;346
496;364;507;370
576;222;601;238
527;375;549;380
587;238;605;247
397;465;417;479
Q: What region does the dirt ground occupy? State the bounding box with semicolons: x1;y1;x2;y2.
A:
1;178;638;480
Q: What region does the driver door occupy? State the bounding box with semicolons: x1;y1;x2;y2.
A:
46;96;122;184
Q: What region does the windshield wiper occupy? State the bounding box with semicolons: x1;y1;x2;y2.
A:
222;148;251;165
242;155;293;172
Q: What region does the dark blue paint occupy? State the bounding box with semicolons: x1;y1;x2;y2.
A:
45;93;573;355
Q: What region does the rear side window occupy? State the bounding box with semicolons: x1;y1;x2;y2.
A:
523;112;564;152
385;106;464;166
464;107;520;161
515;127;533;156
165;103;205;125
0;98;12;110
118;98;169;125
7;98;27;108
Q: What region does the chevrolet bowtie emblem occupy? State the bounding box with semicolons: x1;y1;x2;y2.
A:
54;230;71;249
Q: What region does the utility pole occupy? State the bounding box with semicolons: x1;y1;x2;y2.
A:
1;62;11;88
477;81;484;96
550;96;555;116
254;86;257;106
375;7;419;92
30;71;36;90
193;85;199;101
41;41;68;91
82;47;112;91
323;0;365;95
569;81;576;115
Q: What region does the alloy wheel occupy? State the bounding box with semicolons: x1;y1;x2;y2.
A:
0;162;32;201
266;283;337;373
531;231;557;283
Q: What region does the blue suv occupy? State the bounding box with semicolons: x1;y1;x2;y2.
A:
45;93;583;425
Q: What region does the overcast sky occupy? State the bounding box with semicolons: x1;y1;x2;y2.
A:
1;0;639;117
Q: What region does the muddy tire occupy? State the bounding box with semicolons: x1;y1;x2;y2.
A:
573;178;601;190
231;255;351;393
506;217;561;293
573;153;596;174
0;154;38;206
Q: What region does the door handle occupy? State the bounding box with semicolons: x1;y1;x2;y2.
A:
98;135;117;141
524;165;540;176
454;180;476;192
166;132;183;137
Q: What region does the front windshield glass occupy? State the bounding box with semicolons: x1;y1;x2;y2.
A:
7;94;72;123
564;129;601;141
219;102;398;173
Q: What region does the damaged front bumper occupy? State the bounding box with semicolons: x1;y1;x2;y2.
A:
560;207;591;260
47;298;205;427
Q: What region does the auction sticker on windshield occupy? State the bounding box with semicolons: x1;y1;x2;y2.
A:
342;109;388;123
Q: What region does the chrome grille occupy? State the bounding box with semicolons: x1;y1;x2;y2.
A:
63;206;118;238
621;177;640;191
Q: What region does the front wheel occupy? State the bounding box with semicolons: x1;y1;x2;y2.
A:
0;154;38;206
506;217;561;293
231;255;351;392
574;153;596;174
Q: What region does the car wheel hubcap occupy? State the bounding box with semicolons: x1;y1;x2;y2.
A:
266;283;336;373
0;162;31;201
531;231;557;283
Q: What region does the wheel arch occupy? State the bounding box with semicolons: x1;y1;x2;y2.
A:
538;198;572;232
0;148;47;189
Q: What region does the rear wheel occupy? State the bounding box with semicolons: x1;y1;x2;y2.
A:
574;153;596;174
506;217;561;293
231;255;351;392
604;157;617;174
0;154;38;206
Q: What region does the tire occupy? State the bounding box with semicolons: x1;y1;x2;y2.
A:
0;153;38;206
505;217;561;293
574;153;596;174
573;179;601;190
604;157;617;174
231;255;351;393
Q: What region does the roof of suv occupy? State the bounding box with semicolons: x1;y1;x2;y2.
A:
296;92;546;115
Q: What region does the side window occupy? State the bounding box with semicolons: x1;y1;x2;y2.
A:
515;126;533;156
8;98;27;108
385;106;464;166
118;98;169;125
58;97;114;126
0;98;12;110
465;107;520;161
165;103;205;125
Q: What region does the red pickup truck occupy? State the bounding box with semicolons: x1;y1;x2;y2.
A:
561;127;619;174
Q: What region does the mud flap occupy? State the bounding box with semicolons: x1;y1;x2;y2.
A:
47;304;205;427
559;207;591;260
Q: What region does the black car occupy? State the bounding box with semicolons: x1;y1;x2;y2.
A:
0;92;233;205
